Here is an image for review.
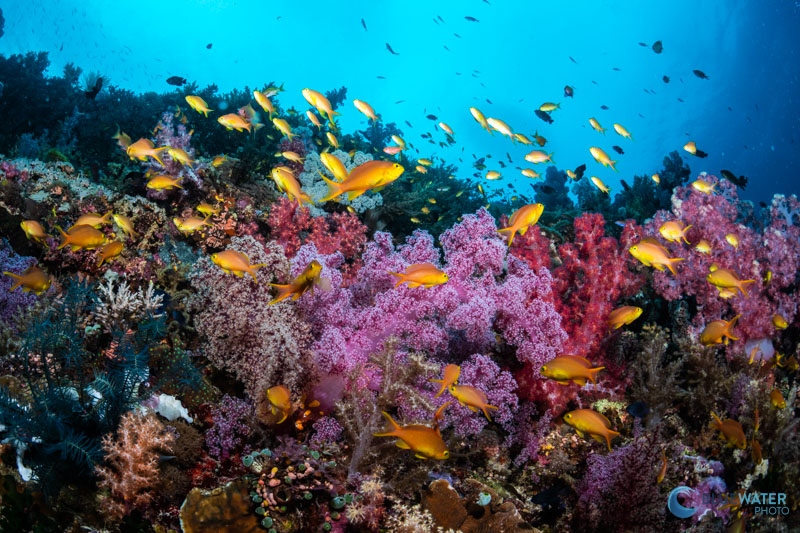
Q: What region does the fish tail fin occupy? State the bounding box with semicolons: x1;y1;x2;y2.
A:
726;315;741;340
481;407;495;422
739;280;756;296
151;147;169;167
710;411;722;428
267;283;293;304
587;367;605;384
610;160;618;172
373;411;400;437
666;257;685;275
388;272;406;287
3;272;22;291
55;226;70;249
318;172;344;202
606;429;621;451
248;263;268;283
682;225;693;244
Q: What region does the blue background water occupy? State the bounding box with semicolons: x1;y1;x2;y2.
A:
1;0;798;204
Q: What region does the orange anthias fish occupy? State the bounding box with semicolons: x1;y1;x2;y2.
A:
56;225;106;251
253;90;276;118
268;260;331;304
514;133;534;145
486;117;514;140
218;113;257;133
470;107;491;133
564;409;620;451
126;138;168;166
590;176;611;194
525;150;554;164
69;210;113;230
372;404;451;460
629;241;684;274
589;117;606;134
657;450;668;483
383;146;403;155
112;127;132;150
353;99;379;122
613;123;633;140
438;122;454;135
589;146;617;171
113;214;138;239
496;203;544;247
20;220;49;243
197;202;220;216
691;178;717;194
185;95;212;117
699;315;740;346
448;385;498;421
267;385;292;424
146;175;183;190
319;152;348;182
540;355;604;386
710;412;747;449
97;241;124;267
168;147;195;167
694;239;712;254
3;266;51;295
306;110;322;130
770;388;786;409
319;160;405;202
659;221;693;244
430;364;460;398
707;268;756;296
390;263;449;288
608;305;643;330
271;166;313;207
772;313;788;329
210;250;267;282
302;88;340;125
173;215;211;233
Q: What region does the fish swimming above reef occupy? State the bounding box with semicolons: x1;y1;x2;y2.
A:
720;169;748;189
612;145;624;155
385;42;399;55
534;110;553;124
166;76;187;86
693;69;709;79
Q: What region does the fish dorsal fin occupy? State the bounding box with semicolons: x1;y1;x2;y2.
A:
405;263;436;274
563;354;592;367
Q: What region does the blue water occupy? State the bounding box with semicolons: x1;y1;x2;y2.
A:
1;0;798;203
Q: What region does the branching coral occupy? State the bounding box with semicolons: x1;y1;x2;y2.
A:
96;411;175;521
90;278;164;333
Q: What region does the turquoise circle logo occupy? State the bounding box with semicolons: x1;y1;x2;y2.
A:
667;486;697;518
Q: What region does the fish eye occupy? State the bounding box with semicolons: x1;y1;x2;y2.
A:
565;414;571;419
542;365;547;371
443;451;449;458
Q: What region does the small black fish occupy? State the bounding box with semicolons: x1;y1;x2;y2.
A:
376;75;385;79
612;67;621;71
206;43;212;49
592;80;599;85
386;42;399;55
443;45;450;51
486;98;492;104
499;161;506;168
728;106;732;111
663;75;670;83
428;140;435;145
574;164;586;179
621;179;630;191
421;132;431;138
507;152;513;162
652;40;663;54
454;33;462;38
600;105;609;110
626;401;650;419
395;100;405;104
480;82;486;88
720;170;748;190
638;42;647;47
166;76;186;86
455;72;461;75
361;18;367;31
465;16;479;22
569;56;577;64
695;149;708;158
564;85;574;97
433;17;439;24
426;114;437;120
438;15;444;22
84;76;103;99
535;109;553;124
759;201;767;208
677;98;684;102
638;113;645;118
405;120;413;128
693;69;709;79
612;145;624;155
507;183;513;188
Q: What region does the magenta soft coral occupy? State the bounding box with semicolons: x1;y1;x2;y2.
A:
643;176;800;350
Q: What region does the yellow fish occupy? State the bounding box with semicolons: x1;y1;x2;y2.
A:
448;385;498;421
281;151;305;163
470;107;492;134
173;215;211;233
427;198;436;204
410;217;421;223
167;148;195;167
267;385;292;424
3;266;51;295
772;313;788;329
197;202;220;216
271;166;313;207
112;127;132;149
522;169;541;179
20;220;49;243
699;315;740;346
320;160;404;202
525;150;553;164
710;412;746;449
373;407;450;460
268;260;331;304
421;206;431;214
539;102;560;112
613;123;633;140
608;305;643;330
391;134;406;148
218;113;258;133
185;95;212;117
210;250;267;282
533;131;547;147
691;178;717;194
496;203;544;247
430;364;460;398
253;90;276;118
389;263;448;288
211;155;228;167
486;170;501;180
113;214;138;239
438;122;454;135
566;169;577;179
146;175;183;190
694;239;712;254
659;221;692;244
353;99;378;122
70;211;113;230
589;117;606;134
56;225;106;251
725;233;739;248
326;132;339;149
302;88;340;125
271;117;296;139
629;241;684;274
305;110;322;130
415;165;428;174
590;176;610;194
486;117;514;140
706;268;755;296
651;173;660;184
126;138;168;166
418;158;433;166
770;388;786;409
513;133;533;145
97;241;124;267
564;409;620;451
320;152;348;182
540;355;604;386
589;146;617;171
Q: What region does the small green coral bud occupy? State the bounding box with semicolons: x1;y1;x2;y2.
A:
304;492;313;500
331;511;340;520
322;522;332;532
255;506;266;516
344;493;354;504
261;448;272;457
252;495;263;503
331;496;346;510
261;517;273;528
298;463;307;472
243;454;254;467
310;450;320;459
